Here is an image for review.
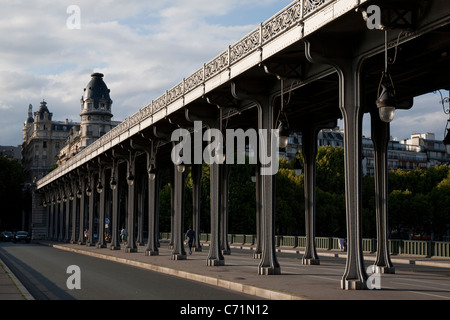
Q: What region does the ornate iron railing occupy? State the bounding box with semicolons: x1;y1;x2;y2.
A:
37;0;341;188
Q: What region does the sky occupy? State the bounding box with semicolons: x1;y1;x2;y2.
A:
0;0;448;147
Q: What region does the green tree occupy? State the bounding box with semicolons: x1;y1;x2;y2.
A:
0;154;25;230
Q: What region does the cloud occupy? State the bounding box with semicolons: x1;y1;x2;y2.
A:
2;0;443;149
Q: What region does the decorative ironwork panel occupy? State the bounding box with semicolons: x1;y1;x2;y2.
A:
303;0;327;17
153;94;167;113
184;68;204;93
167;82;184;104
205;50;229;80
262;1;303;42
230;29;260;64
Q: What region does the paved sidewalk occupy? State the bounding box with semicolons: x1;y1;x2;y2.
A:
1;240;450;300
0;255;34;300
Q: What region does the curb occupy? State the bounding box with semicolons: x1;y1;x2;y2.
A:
49;243;305;300
0;257;35;300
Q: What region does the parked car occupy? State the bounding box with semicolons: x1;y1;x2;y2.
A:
13;231;30;243
0;231;14;242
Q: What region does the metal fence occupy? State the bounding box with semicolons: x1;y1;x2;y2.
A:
161;233;450;258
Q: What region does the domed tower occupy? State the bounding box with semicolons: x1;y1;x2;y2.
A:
34;100;53;130
80;73;113;147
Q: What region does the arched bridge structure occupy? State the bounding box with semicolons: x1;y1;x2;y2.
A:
33;0;450;290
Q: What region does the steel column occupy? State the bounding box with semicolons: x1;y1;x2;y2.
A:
125;154;137;253
171;157;187;260
301;124;320;265
305;40;368;289
77;177;86;244
70;179;78;244
371;111;395;274
220;164;231;255
338;59;368;290
191;163;202;252
207;161;225;266
64;184;71;242
97;166;107;248
109;161;121;250
87;171;95;246
253;164;262;259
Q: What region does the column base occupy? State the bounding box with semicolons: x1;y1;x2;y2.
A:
171;254;187;260
258;266;281;275
372;265;395;274
145;249;159;256
125;247;138;253
96;243;107;248
207;258;224;266
109;245;121;250
302;257;320;265
341;279;367;290
194;247;202;252
222;249;231;255
253;252;262;259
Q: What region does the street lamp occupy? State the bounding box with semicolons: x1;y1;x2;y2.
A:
148;164;157;180
376;30;397;123
277;79;290;148
110;177;117;190
294;158;303;176
126;170;135;186
277;120;290;149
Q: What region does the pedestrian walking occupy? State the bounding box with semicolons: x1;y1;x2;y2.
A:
185;226;195;255
120;227;128;245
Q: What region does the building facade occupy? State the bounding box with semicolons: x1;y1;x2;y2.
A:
22;73;118;182
282;128;449;176
21;101;78;183
58;73;120;165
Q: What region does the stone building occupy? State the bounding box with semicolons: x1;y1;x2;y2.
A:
57;73;120;165
22;73;118;183
21;101;78;183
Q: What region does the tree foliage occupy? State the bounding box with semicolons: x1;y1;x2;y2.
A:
156;147;450;240
0;154;25;230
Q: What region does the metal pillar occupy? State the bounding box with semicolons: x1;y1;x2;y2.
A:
191;163;202;252
220;164;231;255
258;98;280;275
77;177;86;245
145;163;160;256
171;158;187;260
87;171;95;246
207;161;225;266
301;125;320;265
109;160;121;250
371;111;395;274
231;81;280;275
136;175;145;246
125;153;137;253
137;140;160;256
58;191;64;241
305;40;367;289
70;180;78;244
253;164;262;259
64;184;71;243
339;62;368;289
97;166;107;248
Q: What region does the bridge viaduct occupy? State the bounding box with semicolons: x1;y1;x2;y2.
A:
32;0;450;290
